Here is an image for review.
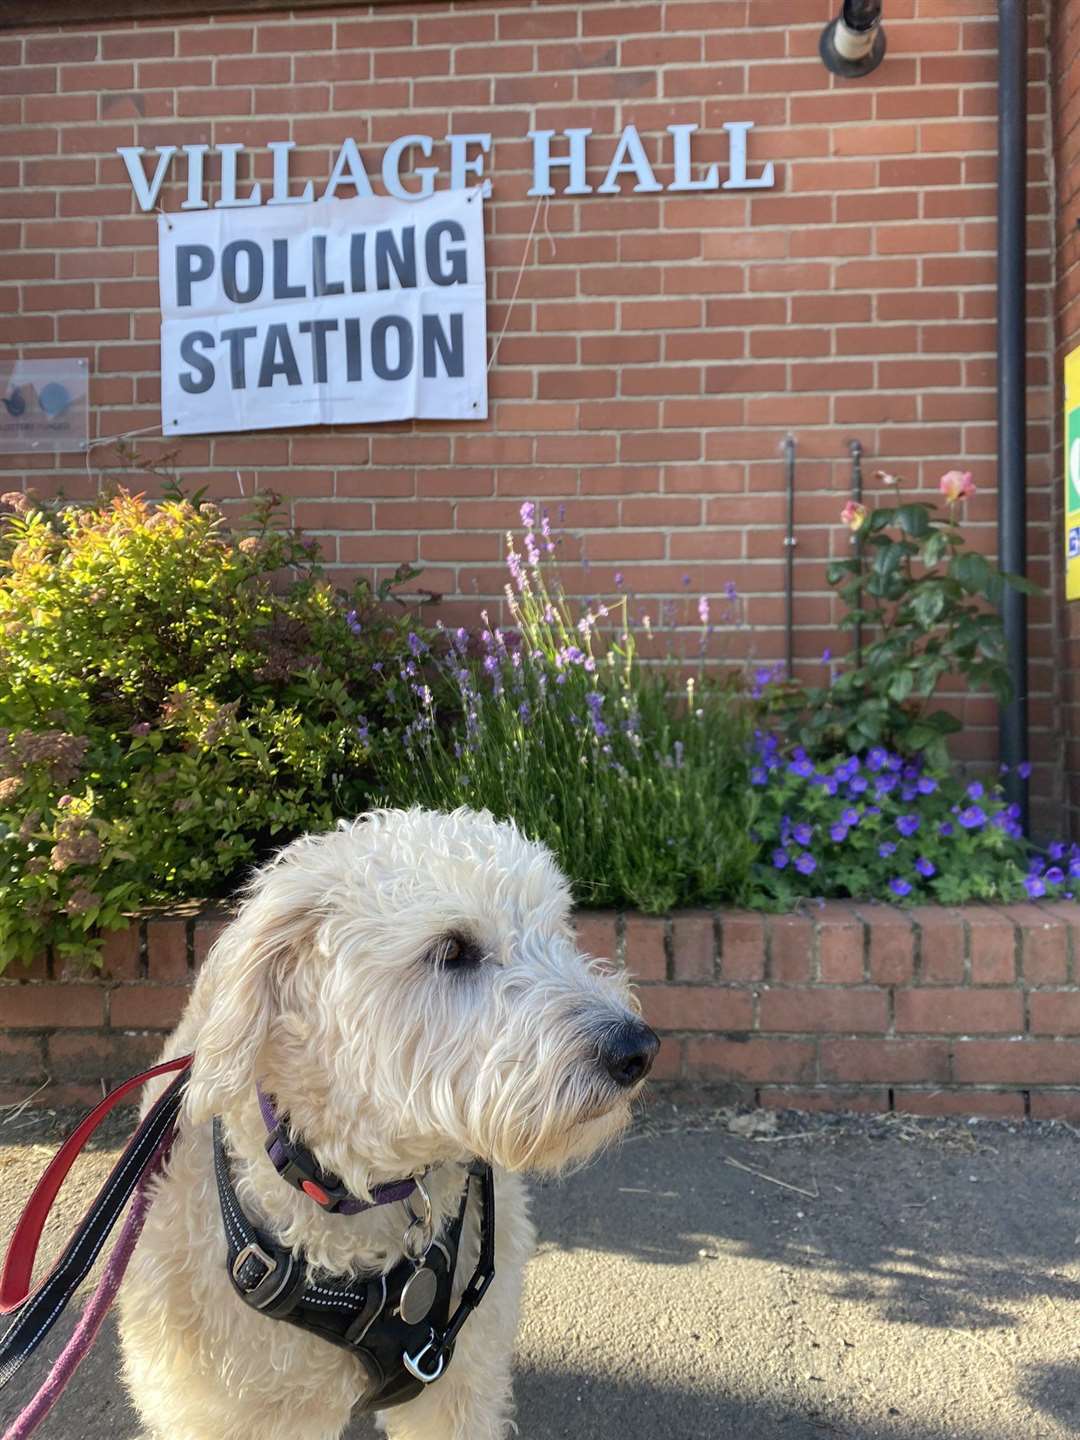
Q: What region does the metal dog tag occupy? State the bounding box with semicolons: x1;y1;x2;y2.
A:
398;1264;438;1326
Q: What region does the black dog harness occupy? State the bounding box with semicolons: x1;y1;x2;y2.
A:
213;1115;495;1411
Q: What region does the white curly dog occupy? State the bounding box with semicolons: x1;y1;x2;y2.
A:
118;807;659;1440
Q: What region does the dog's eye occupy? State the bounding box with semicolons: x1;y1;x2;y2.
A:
428;933;482;971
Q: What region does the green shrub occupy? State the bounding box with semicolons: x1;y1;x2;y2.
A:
372;506;755;914
0;486;418;968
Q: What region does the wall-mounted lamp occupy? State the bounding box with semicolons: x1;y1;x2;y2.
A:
820;0;886;79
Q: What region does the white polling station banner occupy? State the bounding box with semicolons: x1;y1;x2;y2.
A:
158;188;487;436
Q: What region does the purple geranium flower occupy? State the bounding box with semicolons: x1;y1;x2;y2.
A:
830;824;849;843
792;822;813;847
896;815;920;838
1025;875;1046;899
841;807;859;828
889;877;912;898
1046;866;1065;885
849;775;869;795
966;781;984;800
795;853;817;876
879;842;897;859
915;857;936;878
772;849;789;870
917;776;938;795
1018;762;1032;779
958;805;986;830
939;821;954;838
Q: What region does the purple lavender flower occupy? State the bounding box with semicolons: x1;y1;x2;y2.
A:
520;501;535;529
915;857;935;878
345;608;363;636
890;877;912;898
673;740;684;769
821;647;832;664
697;595;710;626
585;690;609;738
1025;874;1046;899
795;852;817;875
958;805;986;830
896;815;920;838
507;548;525;592
772;849;789;869
615;571;624;588
518;702;530;724
408;632;427;657
356;717;370;744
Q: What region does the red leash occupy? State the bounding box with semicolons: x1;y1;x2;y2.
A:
0;1054;192;1315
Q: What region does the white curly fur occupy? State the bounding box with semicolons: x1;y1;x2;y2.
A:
118;807;654;1440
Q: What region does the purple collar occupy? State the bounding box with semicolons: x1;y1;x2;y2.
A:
256;1084;418;1216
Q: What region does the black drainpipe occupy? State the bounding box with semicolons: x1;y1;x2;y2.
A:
820;1;886;79
997;0;1029;831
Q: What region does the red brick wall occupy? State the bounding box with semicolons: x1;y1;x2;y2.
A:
5;901;1080;1119
0;0;1061;824
1053;0;1080;830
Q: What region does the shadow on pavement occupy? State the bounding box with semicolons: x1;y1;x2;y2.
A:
534;1120;1080;1334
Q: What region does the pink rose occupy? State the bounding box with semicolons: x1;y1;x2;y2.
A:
939;470;976;505
841;501;867;532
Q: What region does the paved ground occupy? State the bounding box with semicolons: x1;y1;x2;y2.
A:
2;1103;1080;1439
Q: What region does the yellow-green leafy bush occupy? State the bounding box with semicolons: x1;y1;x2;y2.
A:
0;487;415;969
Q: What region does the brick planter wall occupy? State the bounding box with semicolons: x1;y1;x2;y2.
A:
4;901;1080;1119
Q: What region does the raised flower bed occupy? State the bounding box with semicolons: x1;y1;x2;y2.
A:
3;899;1079;1120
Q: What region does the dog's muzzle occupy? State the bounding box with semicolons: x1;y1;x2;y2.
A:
599;1020;660;1089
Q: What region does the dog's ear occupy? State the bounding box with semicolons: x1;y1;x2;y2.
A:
183;859;317;1125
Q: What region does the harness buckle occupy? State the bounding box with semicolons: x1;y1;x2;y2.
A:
402;1335;446;1385
232;1242;278;1291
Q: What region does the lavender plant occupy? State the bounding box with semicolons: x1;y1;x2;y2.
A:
373;506;755;913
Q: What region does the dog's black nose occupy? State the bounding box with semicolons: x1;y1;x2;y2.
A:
601;1021;661;1088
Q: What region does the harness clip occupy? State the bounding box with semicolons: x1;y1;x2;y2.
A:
402;1335;446;1385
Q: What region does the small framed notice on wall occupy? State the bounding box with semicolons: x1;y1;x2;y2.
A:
0;358;89;454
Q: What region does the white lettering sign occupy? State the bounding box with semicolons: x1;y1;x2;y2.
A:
159;188;487;436
119;121;774;211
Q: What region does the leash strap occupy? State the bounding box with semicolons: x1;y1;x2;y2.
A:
0;1058;191;1392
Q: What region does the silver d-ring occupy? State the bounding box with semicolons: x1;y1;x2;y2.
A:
402;1337;445;1384
402;1175;433;1260
404;1175;432;1231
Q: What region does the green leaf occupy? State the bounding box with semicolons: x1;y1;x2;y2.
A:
894;504;932;538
